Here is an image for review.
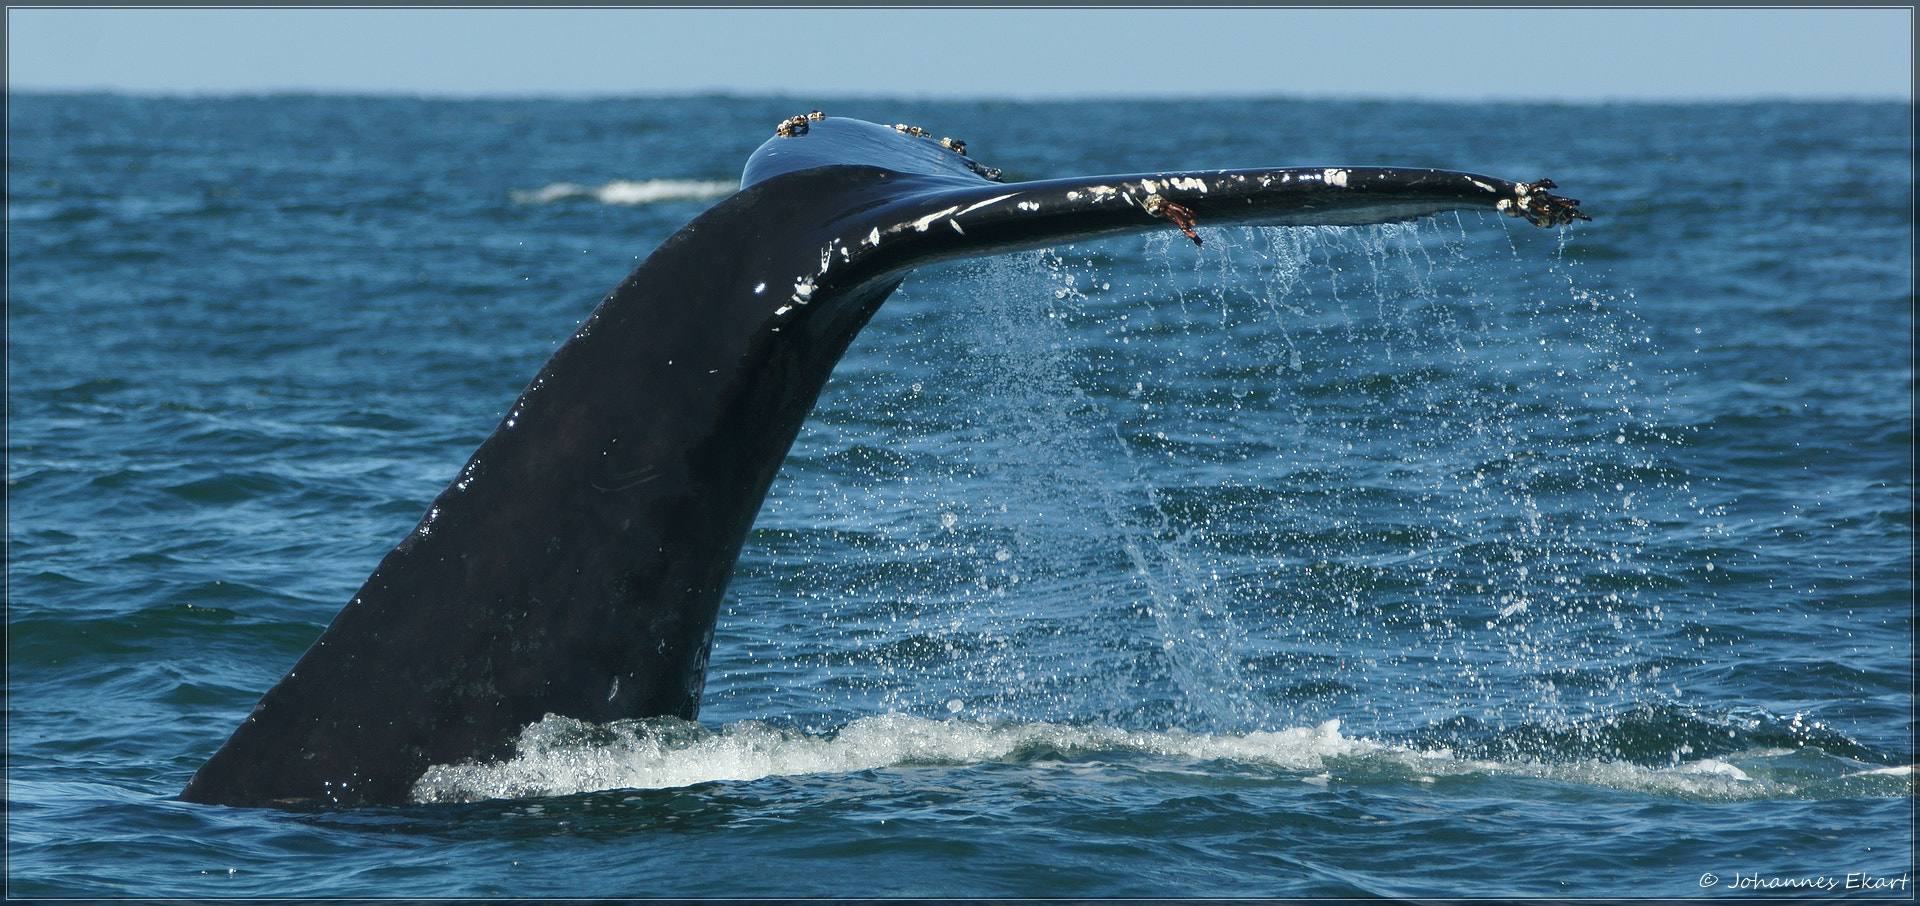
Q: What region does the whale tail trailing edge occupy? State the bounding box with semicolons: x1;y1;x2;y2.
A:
179;114;1586;808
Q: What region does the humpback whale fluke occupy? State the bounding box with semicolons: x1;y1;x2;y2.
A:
179;114;1587;808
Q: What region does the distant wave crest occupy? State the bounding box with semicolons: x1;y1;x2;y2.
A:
510;178;737;206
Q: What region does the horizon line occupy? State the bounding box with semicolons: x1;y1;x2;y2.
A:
11;86;1915;106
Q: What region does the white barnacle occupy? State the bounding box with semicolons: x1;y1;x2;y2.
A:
791;276;816;304
1016;200;1040;212
1322;168;1349;187
774;304;793;316
1170;177;1208;192
864;226;882;247
1139;178;1159;194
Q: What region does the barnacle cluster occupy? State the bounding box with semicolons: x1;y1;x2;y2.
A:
774;110;827;138
1497;178;1592;228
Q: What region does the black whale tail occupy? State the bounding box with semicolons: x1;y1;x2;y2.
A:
179;114;1586;809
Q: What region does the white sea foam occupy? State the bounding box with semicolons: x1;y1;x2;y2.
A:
1374;750;1777;800
509;178;736;206
407;712;1890;806
411;713;1362;804
1847;764;1914;777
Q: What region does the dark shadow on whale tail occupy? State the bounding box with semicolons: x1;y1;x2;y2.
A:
179;113;1588;808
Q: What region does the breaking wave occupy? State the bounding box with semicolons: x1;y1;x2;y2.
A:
509;178;737;206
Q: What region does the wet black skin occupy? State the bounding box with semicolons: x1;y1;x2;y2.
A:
180;117;1584;808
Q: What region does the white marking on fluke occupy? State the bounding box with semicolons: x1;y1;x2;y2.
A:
956;193;1018;217
790;276;816;305
910;205;962;232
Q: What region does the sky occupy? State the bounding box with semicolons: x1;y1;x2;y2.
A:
6;7;1914;102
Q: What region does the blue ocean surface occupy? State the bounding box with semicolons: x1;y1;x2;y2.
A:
6;94;1913;898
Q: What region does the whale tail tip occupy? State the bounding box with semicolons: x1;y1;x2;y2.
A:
1500;178;1591;227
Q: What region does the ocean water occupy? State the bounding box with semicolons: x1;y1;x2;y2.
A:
6;94;1912;898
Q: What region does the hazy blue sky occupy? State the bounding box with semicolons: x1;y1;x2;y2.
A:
8;7;1913;101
